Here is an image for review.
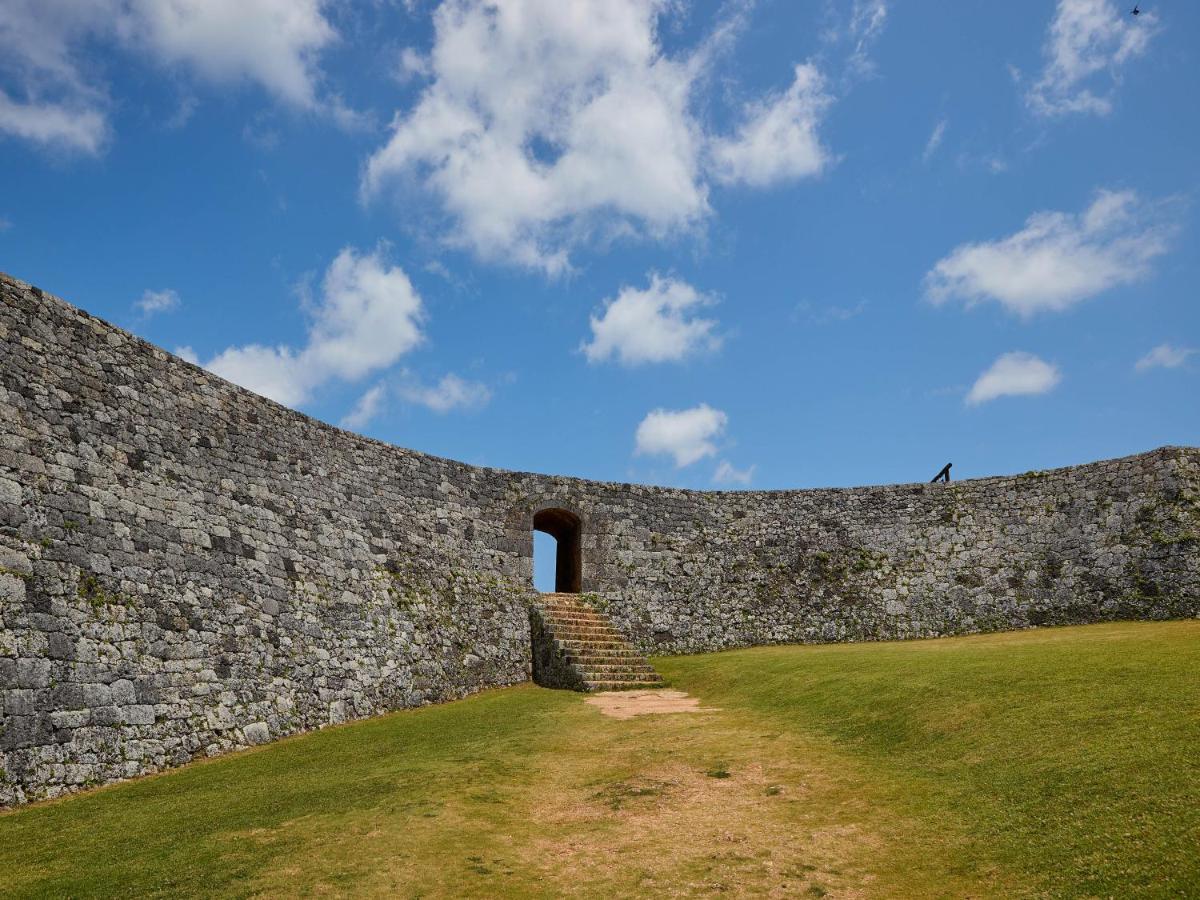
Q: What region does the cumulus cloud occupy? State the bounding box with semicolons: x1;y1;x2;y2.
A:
0;1;109;152
134;288;181;317
341;382;387;429
0;0;339;153
581;274;720;366
713;460;754;486
337;371;492;425
710;63;832;187
201;246;424;407
1135;343;1195;372
966;352;1061;406
362;0;834;273
0;93;108;154
925;189;1174;318
634;404;727;467
122;0;335;107
361;0;706;274
396;372;491;413
1025;0;1157;117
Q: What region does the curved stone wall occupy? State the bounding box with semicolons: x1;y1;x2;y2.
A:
2;271;1197;805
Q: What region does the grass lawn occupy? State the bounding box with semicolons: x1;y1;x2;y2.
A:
2;620;1197;897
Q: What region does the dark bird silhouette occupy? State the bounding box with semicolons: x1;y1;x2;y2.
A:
1131;4;1140;14
930;462;952;484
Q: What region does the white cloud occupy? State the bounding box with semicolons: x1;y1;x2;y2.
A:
1135;343;1195;372
710;63;833;187
164;95;198;130
966;352;1061;406
925;189;1173;318
0;93;108;154
794;299;867;325
1026;0;1157;117
0;0;339;153
820;0;889;82
122;0;335;107
206;344;308;406
396;372;491;413
362;0;707;274
134;287;181;317
362;1;833;273
0;0;113;152
202;246;425;407
845;0;889;79
922;118;946;163
395;47;431;82
713;460;754;486
634;404;727;467
341;382;387;429
175;345;199;364
582;274;720;366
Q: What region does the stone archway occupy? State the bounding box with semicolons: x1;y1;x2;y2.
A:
532;507;582;593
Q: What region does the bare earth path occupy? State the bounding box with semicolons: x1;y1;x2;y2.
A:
245;684;1013;898
584;688;719;719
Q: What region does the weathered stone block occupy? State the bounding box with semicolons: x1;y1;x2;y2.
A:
243;722;270;745
14;659;49;689
122;705;156;726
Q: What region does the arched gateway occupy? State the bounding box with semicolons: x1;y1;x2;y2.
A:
528;506;663;691
532;507;582;593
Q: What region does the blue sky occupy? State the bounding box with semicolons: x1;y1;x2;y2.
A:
2;0;1197;498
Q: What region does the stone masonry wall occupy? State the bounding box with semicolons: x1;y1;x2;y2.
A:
2;271;1197;806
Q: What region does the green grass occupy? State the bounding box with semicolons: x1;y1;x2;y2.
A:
657;620;1200;897
1;620;1197;897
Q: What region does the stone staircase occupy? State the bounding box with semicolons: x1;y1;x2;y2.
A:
530;593;664;692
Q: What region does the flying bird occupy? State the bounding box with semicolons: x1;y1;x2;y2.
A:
1131;3;1140;14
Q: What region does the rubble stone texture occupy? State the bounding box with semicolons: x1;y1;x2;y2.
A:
1;272;1197;806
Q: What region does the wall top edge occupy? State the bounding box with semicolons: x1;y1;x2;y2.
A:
3;270;1195;500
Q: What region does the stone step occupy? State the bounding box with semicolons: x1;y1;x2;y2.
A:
541;609;607;620
532;594;662;693
556;639;631;652
549;626;623;639
554;633;627;644
575;660;659;671
578;668;660;680
564;657;648;672
563;644;643;656
540;609;604;619
564;647;643;658
542;614;611;625
582;679;664;692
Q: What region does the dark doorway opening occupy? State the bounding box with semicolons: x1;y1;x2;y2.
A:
532;508;582;593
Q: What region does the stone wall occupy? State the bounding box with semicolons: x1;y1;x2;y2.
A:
2;272;1197;806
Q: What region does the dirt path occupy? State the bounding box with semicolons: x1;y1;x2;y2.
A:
584;688;720;719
